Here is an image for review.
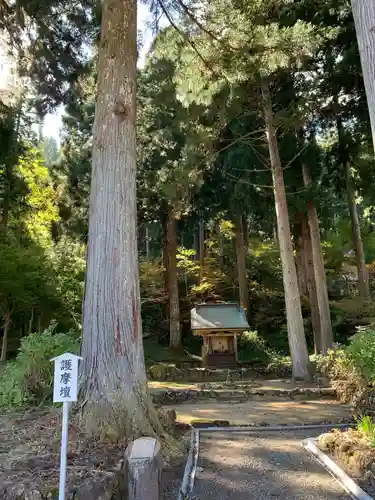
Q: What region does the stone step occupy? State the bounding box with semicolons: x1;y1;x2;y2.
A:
151;386;336;405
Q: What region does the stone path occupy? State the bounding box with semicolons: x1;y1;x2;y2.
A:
193;429;351;499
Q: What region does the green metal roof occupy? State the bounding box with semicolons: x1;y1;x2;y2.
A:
191;303;249;331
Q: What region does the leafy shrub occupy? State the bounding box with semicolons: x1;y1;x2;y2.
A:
356;415;375;447
346;326;375;381
321;347;368;409
264;356;292;377
320;327;375;410
0;322;79;409
238;330;292;375
237;331;269;364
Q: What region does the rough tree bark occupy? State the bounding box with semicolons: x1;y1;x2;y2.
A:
301;213;322;355
1;312;11;362
302;164;333;353
336;117;370;300
351;0;375;155
294;219;308;297
234;213;249;312
80;0;161;437
261;77;310;380
166;208;181;348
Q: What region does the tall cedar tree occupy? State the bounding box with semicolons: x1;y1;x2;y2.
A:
80;0;161;435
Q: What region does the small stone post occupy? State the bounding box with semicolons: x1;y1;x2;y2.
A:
125;437;163;500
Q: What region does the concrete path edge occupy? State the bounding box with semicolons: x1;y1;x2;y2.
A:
178;429;199;500
177;423;354;499
196;423;353;433
302;437;372;500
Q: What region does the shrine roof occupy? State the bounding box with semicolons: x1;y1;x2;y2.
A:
191;302;249;331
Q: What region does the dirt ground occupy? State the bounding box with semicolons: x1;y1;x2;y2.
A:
0;408;187;499
172;399;352;426
193;429;352;499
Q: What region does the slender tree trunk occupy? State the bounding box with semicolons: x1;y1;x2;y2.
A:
28;308;34;335
234;213;249;312
261;77;310;380
302;164;333;353
1;98;22;232
0;163;12;232
80;0;161;436
294;218;308;296
1;312;11;362
301;213;322;354
37;314;42;333
346;169;370;299
166;208;181;348
351;0;375;156
199;218;204;283
145;225;150;260
162;213;170;320
336;117;370;300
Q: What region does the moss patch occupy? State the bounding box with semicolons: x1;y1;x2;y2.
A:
318;428;375;478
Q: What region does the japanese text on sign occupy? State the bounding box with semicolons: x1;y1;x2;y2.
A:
52;353;81;403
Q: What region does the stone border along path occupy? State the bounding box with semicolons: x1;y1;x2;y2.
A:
178;424;363;500
151;385;335;405
303;438;372;500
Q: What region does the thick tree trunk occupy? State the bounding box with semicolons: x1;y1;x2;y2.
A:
336;117;370;300
301;213;322;355
1;312;11;362
351;0;375;156
234;213;249;312
261;77;310;380
199;219;204;283
166;208;181;348
302;164;333;353
80;0;161;437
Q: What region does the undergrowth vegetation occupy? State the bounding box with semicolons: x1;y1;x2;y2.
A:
355;415;375;447
319;325;375;412
0;322;79;409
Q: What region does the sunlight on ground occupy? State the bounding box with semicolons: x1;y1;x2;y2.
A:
173;400;351;425
148;381;198;390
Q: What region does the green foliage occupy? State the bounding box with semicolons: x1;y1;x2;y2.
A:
0;323;79;409
237;331;269;363
320;326;375;410
355;415;375;447
319;347;368;408
330;298;375;344
346;326;375;382
237;330;291;375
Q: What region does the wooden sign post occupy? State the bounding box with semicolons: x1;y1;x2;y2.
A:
51;352;83;500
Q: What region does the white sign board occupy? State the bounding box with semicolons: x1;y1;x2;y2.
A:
51;352;83;500
52;352;82;403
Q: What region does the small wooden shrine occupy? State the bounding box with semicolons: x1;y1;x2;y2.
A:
191;303;249;368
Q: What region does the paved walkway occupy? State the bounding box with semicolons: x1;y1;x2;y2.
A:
193;430;351;499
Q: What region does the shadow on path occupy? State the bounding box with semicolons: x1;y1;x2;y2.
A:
193;429;352;499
